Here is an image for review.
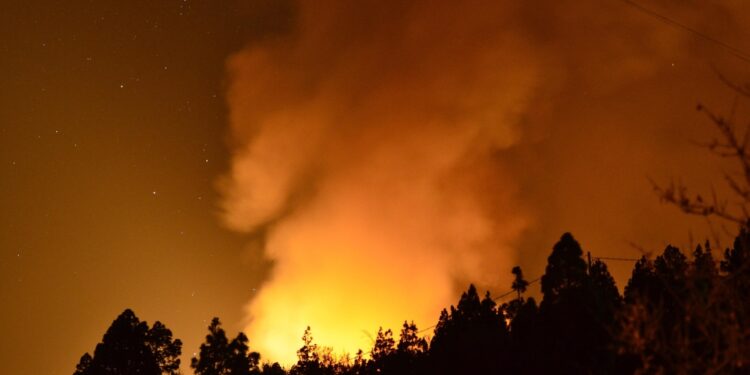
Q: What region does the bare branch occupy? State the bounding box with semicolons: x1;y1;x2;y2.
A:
654;86;750;228
717;71;750;98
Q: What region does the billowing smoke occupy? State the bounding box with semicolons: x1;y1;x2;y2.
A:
220;0;750;364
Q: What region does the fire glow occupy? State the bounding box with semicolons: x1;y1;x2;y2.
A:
218;0;715;364
219;1;536;364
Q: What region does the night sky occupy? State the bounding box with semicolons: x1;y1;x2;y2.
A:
2;1;750;374
1;1;291;374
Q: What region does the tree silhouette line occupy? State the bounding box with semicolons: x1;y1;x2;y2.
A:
73;227;750;375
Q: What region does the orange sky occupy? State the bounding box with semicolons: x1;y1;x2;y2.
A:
2;0;750;373
219;0;750;363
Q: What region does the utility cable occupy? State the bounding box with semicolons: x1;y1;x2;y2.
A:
617;0;750;63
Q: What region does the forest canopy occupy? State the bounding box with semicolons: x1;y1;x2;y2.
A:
74;227;750;374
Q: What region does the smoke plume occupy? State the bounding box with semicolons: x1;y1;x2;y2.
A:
221;0;750;364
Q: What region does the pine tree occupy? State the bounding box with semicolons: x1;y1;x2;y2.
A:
74;309;181;375
192;318;261;375
511;266;529;299
429;285;508;374
260;362;286;375
396;321;427;356
147;321;182;375
371;328;395;362
540;233;588;303
539;233;620;374
290;327;332;375
73;353;92;375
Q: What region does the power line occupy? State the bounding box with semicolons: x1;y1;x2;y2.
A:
593;256;639;262
415;277;542;335
364;252;675;355
617;0;750;63
492;277;541;302
410;254;636;335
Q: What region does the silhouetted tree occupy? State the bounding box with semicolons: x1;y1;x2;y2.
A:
538;233;620;375
192;317;261;375
72;227;750;375
644;80;750;370
147;322;182;375
289;327;337;375
654;245;688;287
395;321;428;373
351;350;368;374
691;242;717;297
362;322;428;375
722;225;750;279
623;256;657;304
73;353;93;375
397;322;427;355
504;265;541;374
261;362;287;375
371;328;395;362
504;266;531;323
588;260;623;373
511;266;529;299
619;237;750;373
398;322;428;374
74;309;181;375
507;297;541;375
620;246;687;373
429;285;508;374
540;233;588;302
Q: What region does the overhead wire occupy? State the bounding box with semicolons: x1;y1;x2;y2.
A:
593;256;639;262
616;0;750;63
413;276;543;335
411;253;639;335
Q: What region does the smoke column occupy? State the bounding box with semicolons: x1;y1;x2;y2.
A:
220;0;538;363
221;0;750;365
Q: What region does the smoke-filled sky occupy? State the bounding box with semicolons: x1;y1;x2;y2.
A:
2;0;750;373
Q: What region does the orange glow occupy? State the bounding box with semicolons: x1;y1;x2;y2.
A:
221;0;533;363
219;0;750;365
8;1;750;374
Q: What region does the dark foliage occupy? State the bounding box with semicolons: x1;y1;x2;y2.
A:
536;234;621;375
192;317;263;375
74;229;750;375
73;309;181;375
429;285;509;374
